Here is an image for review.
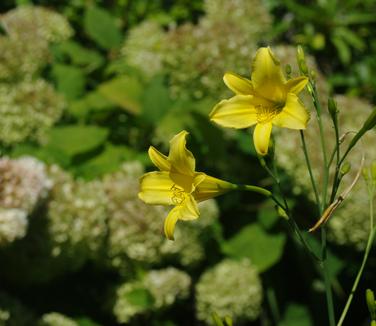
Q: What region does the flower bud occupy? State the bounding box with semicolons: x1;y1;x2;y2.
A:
297;45;308;75
340;161;351;176
371;161;376;182
285;64;292;78
366;289;376;320
328;97;338;121
277;206;289;220
362;168;370;182
362;108;376;132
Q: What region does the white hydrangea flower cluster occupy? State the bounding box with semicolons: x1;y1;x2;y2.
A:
39;312;78;326
276;95;376;250
0;209;28;246
144;267;191;309
1;5;73;43
113;267;191;323
0;79;65;145
0;156;51;212
0;156;51;246
195;259;263;324
122;0;271;100
0;6;72;80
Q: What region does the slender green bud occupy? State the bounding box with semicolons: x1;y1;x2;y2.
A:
297;45;308;75
277;206;289;220
342;107;376;162
362;168;370;182
371;161;376;182
212;312;224;326
224;316;233;326
328;97;338;121
362;107;376;131
340;161;351;176
310;69;316;81
285;64;292;78
366;289;376;320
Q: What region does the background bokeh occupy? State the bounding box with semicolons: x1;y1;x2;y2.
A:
0;0;375;325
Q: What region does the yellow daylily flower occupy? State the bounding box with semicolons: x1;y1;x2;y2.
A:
138;130;234;240
210;47;310;156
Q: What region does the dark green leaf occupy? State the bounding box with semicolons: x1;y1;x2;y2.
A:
124;288;154;308
84;6;122;49
98;76;143;114
222;223;286;272
46;125;108;158
280;303;313;326
51;64;86;100
141;75;172;123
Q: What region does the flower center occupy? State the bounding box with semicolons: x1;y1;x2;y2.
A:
171;184;186;205
256;102;284;123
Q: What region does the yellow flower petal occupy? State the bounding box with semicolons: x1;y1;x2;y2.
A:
148;146;171;171
223;72;254;95
253;122;273;156
273;93;309;129
170;172;194;194
138;171;175;205
251;47;286;102
285;76;308;94
193;174;235;202
209;95;258;129
168;130;195;176
164;206;181;240
179;195;199;221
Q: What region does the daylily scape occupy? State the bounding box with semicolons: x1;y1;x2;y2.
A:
138;131;234;240
210;47;310;156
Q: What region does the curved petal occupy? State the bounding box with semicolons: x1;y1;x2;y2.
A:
285;76;308;94
193;174;235;202
251;47;286;102
253;122;272;156
164;206;181;240
273;93;310;129
223;72;254;95
168;130;195;176
209;95;257;129
138;171;175;205
179;195;199;221
148;146;171;171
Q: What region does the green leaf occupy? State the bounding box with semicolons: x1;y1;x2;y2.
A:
46;125;108;158
257;201;279;230
52;41;104;72
73;144;143;179
11;144;71;167
141;75;172;123
222;223;286;272
124;288;154;308
76;317;101;326
69;91;114;119
98;76;143;114
84;6;122;49
280;303;313;326
52;64;85;100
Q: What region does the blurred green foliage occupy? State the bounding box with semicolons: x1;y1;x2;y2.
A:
0;0;374;325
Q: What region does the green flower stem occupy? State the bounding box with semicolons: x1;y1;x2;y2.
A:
300;130;321;210
337;188;375;326
235;184;272;197
308;80;335;326
257;155;321;262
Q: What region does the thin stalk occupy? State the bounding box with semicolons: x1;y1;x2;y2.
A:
309;81;335;326
336;189;375;326
300;130;321;209
321;227;336;326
